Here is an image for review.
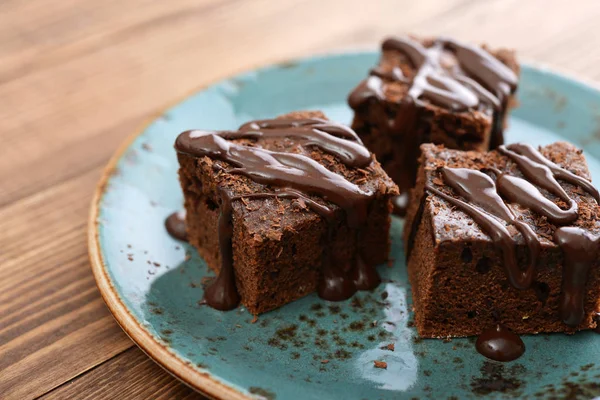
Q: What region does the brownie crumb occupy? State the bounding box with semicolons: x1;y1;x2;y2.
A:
142;143;153;151
374;361;387;369
380;343;395;351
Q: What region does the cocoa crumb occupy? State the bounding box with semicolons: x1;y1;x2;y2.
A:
432;177;444;186
201;276;213;285
291;198;307;211
380;343;395;351
374;361;387;369
266;229;282;241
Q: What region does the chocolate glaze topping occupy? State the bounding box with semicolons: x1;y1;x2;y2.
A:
424;143;599;327
175;118;382;310
349;36;517;147
348;37;517;215
476;325;525;362
165;211;188;241
428;168;539;290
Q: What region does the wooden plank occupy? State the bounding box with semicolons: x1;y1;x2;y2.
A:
0;112;148;208
0;0;474;207
0;168;134;399
3;0;599;207
40;347;205;400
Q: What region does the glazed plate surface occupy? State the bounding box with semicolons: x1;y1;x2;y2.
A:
89;52;600;399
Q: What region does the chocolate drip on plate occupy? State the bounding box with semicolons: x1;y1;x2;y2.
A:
426;143;600;327
476;325;525;362
165;210;188;242
175;119;381;310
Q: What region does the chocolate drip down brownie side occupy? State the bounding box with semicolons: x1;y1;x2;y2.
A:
404;142;600;338
175;111;399;314
348;36;520;213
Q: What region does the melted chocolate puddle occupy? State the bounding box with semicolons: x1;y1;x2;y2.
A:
175;118;382;310
165;211;187;242
476;325;525;362
424;143;599;327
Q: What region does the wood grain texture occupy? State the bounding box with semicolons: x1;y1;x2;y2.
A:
1;0;600;399
39;347;205;400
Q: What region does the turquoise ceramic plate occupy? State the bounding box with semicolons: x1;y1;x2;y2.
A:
89;52;600;400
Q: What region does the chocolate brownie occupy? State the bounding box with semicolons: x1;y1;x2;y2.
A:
404;142;600;338
348;36;519;213
175;111;399;314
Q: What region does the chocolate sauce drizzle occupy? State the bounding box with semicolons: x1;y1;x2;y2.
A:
348;37;517;215
424;143;600;327
475;325;525;362
349;37;516;143
175;118;381;310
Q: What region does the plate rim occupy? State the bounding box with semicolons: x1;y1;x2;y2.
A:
87;51;600;399
88;123;248;400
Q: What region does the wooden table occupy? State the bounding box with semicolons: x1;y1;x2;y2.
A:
2;1;600;398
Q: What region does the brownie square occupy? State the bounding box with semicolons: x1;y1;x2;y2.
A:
348;36;520;210
176;111;398;314
404;142;600;338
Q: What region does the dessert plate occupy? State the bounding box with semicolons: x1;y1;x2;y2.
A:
89;52;600;399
